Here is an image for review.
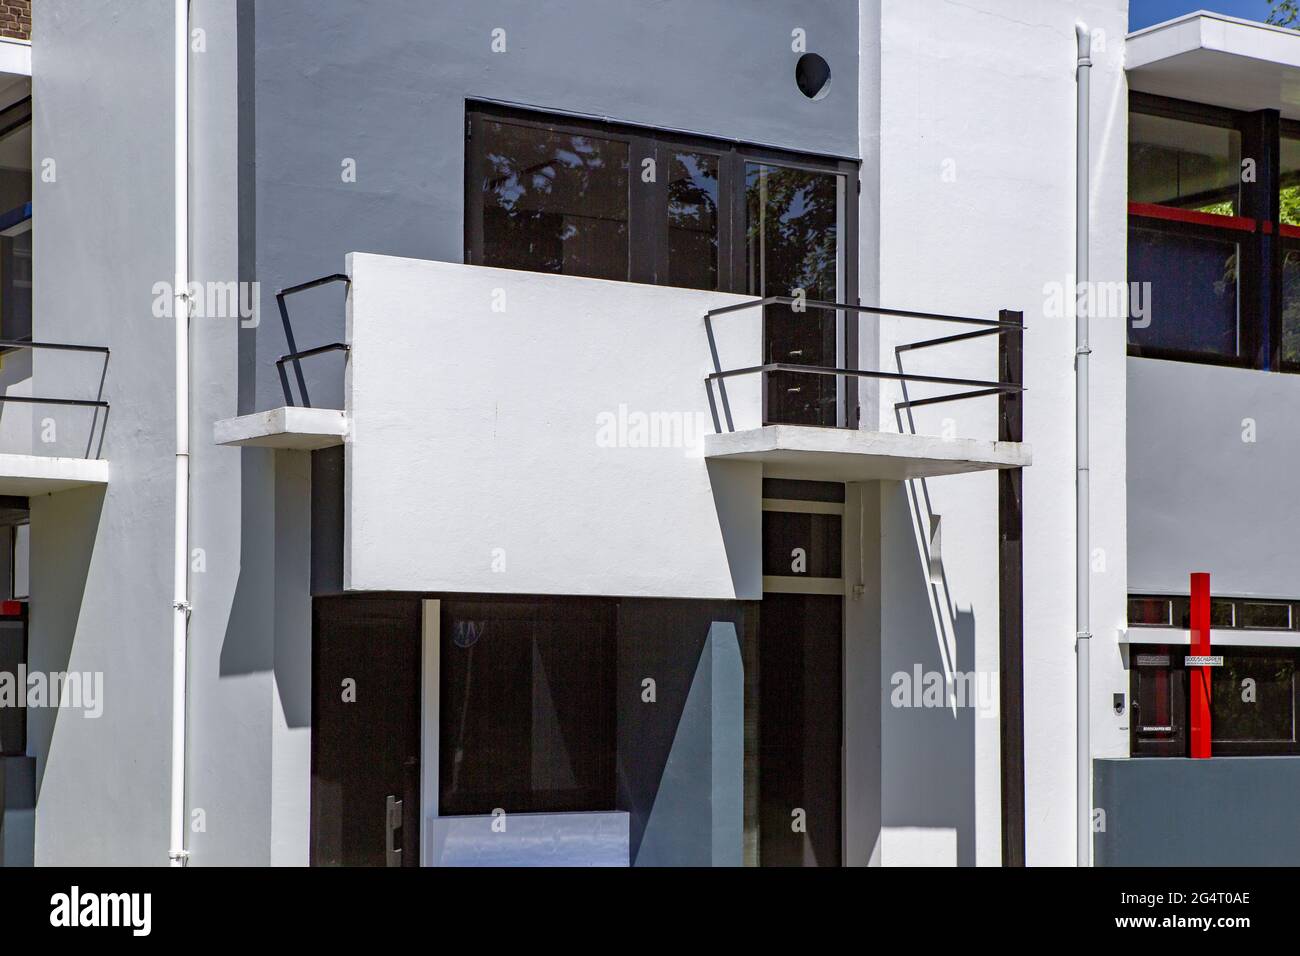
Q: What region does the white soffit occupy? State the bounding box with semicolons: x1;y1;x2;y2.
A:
214;406;348;450
1127;12;1300;119
1121;626;1300;649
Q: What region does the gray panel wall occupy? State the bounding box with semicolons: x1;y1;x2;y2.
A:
1095;757;1300;865
248;0;859;412
1128;357;1300;597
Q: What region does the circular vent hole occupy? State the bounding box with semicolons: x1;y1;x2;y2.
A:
795;53;831;100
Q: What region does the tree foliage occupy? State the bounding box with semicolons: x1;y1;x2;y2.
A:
1269;0;1300;28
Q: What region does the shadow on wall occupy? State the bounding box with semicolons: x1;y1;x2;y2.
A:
221;446;274;677
28;485;105;799
616;599;751;867
706;459;762;600
880;477;979;866
219;445;311;730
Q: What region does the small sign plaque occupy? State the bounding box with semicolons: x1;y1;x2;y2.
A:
1184;655;1223;667
1134;654;1170;667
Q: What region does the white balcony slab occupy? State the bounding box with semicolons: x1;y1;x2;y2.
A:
0;454;108;495
214;406;347;450
704;425;1031;481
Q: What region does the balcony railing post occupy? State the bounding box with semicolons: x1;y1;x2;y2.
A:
274;273;351;408
998;308;1025;867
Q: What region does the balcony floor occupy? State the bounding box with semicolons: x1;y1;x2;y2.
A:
214;406;347;450
703;424;1031;481
0;454;109;495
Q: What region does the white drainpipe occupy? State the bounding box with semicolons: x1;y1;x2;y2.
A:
169;0;191;868
1074;22;1092;868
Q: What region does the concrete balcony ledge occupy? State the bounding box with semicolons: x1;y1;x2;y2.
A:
703;424;1031;481
214;406;348;450
0;454;109;495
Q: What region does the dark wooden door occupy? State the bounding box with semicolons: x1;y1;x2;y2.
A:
311;596;422;866
759;592;843;866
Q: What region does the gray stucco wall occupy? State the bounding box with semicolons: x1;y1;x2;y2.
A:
247;0;859;413
1128;357;1300;597
1095;757;1300;865
32;0;295;865
31;0;177;865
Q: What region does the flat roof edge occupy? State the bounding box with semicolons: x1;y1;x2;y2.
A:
1128;10;1300;42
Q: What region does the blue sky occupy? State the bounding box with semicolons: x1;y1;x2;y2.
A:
1130;0;1276;31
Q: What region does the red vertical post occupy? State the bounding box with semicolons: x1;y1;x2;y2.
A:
1189;572;1212;758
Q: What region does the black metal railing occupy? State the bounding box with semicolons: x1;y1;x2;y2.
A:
275;273;351;408
0;339;111;459
703;296;1024;435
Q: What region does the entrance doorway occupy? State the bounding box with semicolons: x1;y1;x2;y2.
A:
758;592;843;866
756;481;845;866
310;596;421;866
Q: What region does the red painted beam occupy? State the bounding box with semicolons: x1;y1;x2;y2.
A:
1189;572;1212;759
1127;201;1257;233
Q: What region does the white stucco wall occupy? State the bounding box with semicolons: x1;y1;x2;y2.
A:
864;0;1129;865
344;254;764;600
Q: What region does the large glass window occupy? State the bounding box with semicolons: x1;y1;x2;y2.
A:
475;119;629;281
1282;245;1300;366
1130;111;1241;216
1212;652;1296;746
0;613;23;756
746;163;843;427
667;151;719;290
439;598;617;816
1128;226;1239;358
1279;133;1300;367
1128;100;1246;364
0;95;30;344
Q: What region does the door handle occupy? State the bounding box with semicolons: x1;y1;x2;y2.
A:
788;349;803;358
385;794;403;866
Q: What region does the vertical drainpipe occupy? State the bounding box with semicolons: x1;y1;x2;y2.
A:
169;0;191;868
1074;22;1092;868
